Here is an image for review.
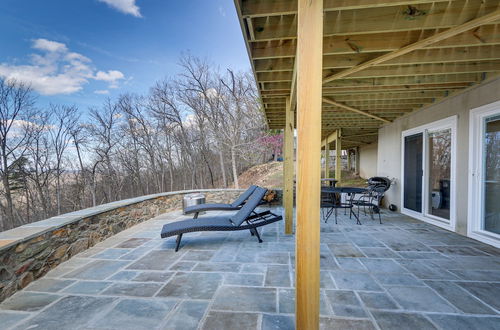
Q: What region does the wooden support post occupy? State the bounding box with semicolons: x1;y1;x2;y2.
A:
283;96;294;235
324;142;330;179
335;130;342;185
296;0;322;329
355;146;360;176
347;149;352;172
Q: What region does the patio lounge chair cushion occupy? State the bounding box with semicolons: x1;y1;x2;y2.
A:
230;185;258;207
161;217;235;237
229;187;268;226
183;203;240;214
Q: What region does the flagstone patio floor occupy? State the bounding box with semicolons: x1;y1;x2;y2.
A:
1;206;499;329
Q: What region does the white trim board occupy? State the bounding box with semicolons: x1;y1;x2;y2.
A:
467;100;500;248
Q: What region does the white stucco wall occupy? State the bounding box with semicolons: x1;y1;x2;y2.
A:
359;143;378;179
377;77;500;235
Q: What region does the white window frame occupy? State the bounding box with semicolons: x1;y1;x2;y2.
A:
468;100;500;248
400;116;457;231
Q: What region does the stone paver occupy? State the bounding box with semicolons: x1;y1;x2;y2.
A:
91;298;176;329
0;292;60;312
212;286;277;312
1;207;499;329
156;272;222;299
161;300;208;330
17;295;116;329
202;311;259;330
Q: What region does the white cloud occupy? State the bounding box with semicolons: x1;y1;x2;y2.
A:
32;38;67;53
94;70;124;88
98;0;142;17
94;89;110;95
0;39;125;95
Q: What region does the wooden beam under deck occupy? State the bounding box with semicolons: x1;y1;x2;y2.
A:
323;10;500;83
323;97;391;124
283;96;294;235
335;130;342;184
255;45;500;72
237;1;500;173
251;24;500;60
242;0;461;18
251;1;500;41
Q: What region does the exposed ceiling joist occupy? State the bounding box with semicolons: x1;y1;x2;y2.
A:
322;97;391;123
241;0;457;18
323;10;500;84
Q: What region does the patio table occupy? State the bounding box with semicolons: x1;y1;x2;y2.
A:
321;187;368;225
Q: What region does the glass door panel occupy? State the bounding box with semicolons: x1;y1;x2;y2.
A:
427;129;451;220
483;115;500;235
404;133;423;212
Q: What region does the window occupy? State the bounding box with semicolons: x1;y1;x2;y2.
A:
469;101;500;248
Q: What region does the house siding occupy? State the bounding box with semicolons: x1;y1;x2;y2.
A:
376;77;500;236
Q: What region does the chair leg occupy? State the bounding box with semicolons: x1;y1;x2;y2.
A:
252;228;263;243
335;207;338;225
249;229;255;236
193;212;199;219
175;233;183;252
378;211;382;224
351;209;362;225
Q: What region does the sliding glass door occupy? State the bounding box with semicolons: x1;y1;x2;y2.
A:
426;129;451;220
403;134;422;212
402;117;456;230
469;101;500;247
484;115;500;235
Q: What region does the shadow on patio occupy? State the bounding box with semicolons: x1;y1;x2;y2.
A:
1;206;499;329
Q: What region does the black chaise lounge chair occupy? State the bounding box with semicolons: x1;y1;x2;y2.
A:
184;185;258;219
161;187;282;251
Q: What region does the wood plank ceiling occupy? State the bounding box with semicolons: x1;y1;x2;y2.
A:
234;0;500;149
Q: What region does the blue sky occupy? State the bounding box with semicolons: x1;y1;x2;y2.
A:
0;0;250;111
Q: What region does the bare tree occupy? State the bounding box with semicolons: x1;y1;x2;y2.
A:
0;55;272;232
0;79;36;229
48;105;79;214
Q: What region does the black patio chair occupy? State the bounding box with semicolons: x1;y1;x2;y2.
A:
184;185;258;219
367;177;391;192
352;186;385;224
161;187;282;251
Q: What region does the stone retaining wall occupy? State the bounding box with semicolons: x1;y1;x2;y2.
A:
0;189;280;302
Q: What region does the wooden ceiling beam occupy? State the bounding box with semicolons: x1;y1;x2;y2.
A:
344;133;379;138
259;61;500;82
241;0;457;18
321;130;338;148
323;45;500;69
323;9;500;83
323;97;391;123
324;62;500;80
251;24;500;59
255;45;500;72
252;1;499;41
264;73;480;91
324;90;447;100
340;99;434;105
